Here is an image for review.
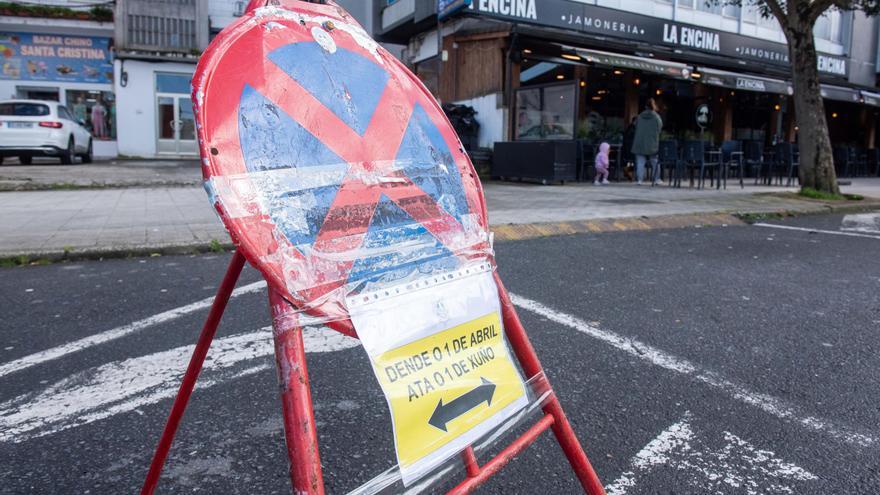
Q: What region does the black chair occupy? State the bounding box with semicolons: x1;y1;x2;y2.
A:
577;140;596;182
657;140;681;187
849;147;868;176
866;148;880;177
833;146;850;178
743;140;764;183
682;140;720;189
719;140;744;189
773;142;799;186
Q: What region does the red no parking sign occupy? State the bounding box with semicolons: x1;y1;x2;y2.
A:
193;3;491;326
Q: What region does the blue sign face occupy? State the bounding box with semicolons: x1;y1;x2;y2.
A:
0;33;113;84
438;0;472;20
236;41;471;285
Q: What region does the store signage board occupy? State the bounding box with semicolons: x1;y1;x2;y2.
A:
438;0;472;20
348;266;528;485
0;32;113;84
465;0;848;78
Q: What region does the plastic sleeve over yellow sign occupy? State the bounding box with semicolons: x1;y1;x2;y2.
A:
347;263;529;486
374;311;526;468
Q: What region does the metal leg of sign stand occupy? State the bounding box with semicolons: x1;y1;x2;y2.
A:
269;288;326;494
494;274;606;495
141;250;247;495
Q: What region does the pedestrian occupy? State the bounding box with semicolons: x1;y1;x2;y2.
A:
631;98;663;185
594;142;610;185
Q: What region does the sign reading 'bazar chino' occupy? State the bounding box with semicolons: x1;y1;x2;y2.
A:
466;0;848;78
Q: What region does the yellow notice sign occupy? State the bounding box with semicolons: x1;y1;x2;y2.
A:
372;311;527;473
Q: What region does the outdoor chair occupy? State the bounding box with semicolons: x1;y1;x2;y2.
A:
867;148;880;176
657;140;682;187
849;147;868;176
772;142;799;187
833;146;851;178
577;140;596;182
682;140;720;189
743;140;764;183
719;140;744;189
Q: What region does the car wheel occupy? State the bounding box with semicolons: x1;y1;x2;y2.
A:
81;140;93;164
19;156;32;165
60;138;74;165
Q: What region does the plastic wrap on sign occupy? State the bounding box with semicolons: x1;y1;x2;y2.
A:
347;263;529;485
192;1;492;327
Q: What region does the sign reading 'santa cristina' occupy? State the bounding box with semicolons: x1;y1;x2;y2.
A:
465;0;848;77
0;33;113;84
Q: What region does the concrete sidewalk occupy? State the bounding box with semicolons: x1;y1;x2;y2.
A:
1;179;879;258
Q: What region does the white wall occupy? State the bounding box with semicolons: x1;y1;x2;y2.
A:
454;93;505;149
114;59;195;158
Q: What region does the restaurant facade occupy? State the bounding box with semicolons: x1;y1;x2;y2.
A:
375;0;880;155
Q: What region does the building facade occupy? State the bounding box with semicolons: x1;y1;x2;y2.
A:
375;0;880;151
0;0;116;157
112;0;382;158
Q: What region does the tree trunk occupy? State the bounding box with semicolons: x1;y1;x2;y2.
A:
786;20;839;194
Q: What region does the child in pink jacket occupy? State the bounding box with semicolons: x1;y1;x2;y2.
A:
594;142;610;185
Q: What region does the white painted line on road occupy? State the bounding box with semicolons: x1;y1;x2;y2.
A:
841;213;880;233
605;412;817;495
0;325;358;443
510;294;876;447
0;280;268;379
753;222;880;239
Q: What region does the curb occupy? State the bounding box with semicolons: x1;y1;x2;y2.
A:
492;212;744;242
2;201;878;266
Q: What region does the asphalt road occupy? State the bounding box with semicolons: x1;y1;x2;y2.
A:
1;212;879;494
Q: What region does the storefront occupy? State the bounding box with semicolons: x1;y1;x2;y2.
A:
0;28;117;158
381;0;880;161
114;59;197;158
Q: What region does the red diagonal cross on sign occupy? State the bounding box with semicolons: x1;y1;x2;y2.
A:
253;60;467;260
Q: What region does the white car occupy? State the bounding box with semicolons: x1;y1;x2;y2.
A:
0;99;93;165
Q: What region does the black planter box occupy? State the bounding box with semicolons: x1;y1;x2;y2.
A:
492;140;577;184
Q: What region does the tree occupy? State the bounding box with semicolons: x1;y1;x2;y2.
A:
722;0;880;194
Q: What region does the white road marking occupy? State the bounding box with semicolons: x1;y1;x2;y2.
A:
753;222;880;239
605;413;817;495
0;280;268;379
0;326;358;443
510;293;876;447
841;213;880;233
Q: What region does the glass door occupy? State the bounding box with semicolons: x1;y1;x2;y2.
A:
156;93;197;156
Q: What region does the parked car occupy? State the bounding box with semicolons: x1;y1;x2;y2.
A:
0;99;93;165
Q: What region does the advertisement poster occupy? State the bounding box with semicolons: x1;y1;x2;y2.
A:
0;32;113;84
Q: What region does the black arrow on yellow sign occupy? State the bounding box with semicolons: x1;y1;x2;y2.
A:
428;377;496;432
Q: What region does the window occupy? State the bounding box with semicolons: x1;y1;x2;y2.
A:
696;0;721;14
814;10;842;43
0;102;49;116
414;56;440;97
741;4;759;24
156;73;192;94
515;83;576;140
58;106;73;121
678;0;695;8
66;90;117;140
722;4;740;17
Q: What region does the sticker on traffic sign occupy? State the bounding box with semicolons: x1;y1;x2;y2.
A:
348;268;529;485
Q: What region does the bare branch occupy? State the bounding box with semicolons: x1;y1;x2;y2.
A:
761;0;790;27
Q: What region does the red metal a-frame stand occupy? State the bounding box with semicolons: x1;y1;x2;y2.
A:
140;250;606;494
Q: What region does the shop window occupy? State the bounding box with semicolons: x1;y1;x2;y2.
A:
156;73;192;94
519;60;575;87
515;83;576;140
414;56;440;97
66;90;116;141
